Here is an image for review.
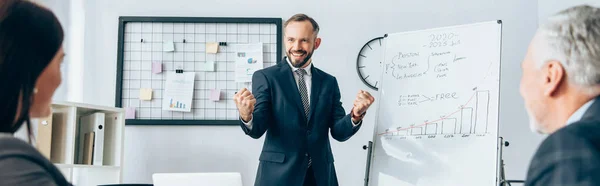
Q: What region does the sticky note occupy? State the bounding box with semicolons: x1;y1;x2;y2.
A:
125;107;136;119
206;42;219;54
210;89;221;101
163;41;175;52
152;62;162;74
200;61;215;71
140;88;153;100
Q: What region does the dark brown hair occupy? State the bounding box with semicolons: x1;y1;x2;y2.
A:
284;13;320;35
0;0;64;136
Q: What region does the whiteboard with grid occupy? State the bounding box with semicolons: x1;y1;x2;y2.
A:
115;17;282;125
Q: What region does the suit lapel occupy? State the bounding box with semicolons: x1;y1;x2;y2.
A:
279;58;307;123
308;65;322;125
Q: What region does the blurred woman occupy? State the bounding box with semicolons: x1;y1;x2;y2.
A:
0;0;72;185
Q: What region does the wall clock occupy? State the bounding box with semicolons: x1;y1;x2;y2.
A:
356;36;385;91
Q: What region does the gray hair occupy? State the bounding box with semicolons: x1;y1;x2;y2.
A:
535;5;600;92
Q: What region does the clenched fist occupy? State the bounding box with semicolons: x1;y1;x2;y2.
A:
352;90;375;122
234;88;256;122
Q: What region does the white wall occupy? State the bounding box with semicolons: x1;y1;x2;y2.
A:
36;0;86;103
34;0;68;102
538;0;600;23
40;0;543;185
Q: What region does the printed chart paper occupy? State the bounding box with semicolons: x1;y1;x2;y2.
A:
162;72;195;112
234;43;264;82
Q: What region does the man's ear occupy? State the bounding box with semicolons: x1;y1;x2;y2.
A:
314;37;321;50
543;60;565;97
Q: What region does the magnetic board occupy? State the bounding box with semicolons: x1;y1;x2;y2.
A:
114;17;282;125
368;21;502;186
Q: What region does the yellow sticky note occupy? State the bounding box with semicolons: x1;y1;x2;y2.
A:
140;88;153;101
206;42;219;54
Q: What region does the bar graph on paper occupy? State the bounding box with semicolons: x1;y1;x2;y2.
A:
169;99;187;109
378;89;491;137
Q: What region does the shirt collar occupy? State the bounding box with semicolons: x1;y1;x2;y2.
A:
286;57;312;76
566;99;596;125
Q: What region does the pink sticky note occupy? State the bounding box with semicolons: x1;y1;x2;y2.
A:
125;107;136;119
152;62;162;74
210;89;221;101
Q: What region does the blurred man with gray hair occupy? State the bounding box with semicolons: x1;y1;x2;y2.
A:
520;4;600;186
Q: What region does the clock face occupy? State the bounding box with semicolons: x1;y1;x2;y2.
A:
357;37;385;90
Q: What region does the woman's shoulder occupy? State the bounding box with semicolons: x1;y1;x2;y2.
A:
0;136;71;186
0;135;47;161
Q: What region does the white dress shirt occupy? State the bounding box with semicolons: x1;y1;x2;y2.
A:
242;58;361;129
566;99;596;125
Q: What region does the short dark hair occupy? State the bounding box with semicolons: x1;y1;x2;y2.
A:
284;13;320;35
0;0;64;136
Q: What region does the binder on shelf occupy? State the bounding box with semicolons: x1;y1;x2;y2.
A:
78;112;105;166
82;132;94;165
35;115;53;159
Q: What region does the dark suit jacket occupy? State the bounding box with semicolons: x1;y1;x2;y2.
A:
240;58;361;186
525;97;600;186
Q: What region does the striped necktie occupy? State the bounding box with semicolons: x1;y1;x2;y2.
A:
295;69;310;120
295;68;311;167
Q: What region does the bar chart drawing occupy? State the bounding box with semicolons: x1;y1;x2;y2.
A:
169;99;187;109
460;107;473;134
442;118;457;134
475;90;490;134
425;123;438;135
379;90;491;136
411;127;422;135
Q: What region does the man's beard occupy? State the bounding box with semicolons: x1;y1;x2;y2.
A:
526;108;545;134
287;49;314;68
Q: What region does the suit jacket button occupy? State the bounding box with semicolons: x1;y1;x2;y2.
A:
307;130;311;135
305;153;309;157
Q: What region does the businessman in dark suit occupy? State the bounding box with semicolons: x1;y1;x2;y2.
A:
520;5;600;186
233;14;375;186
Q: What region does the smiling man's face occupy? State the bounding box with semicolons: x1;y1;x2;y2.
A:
284;20;321;68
